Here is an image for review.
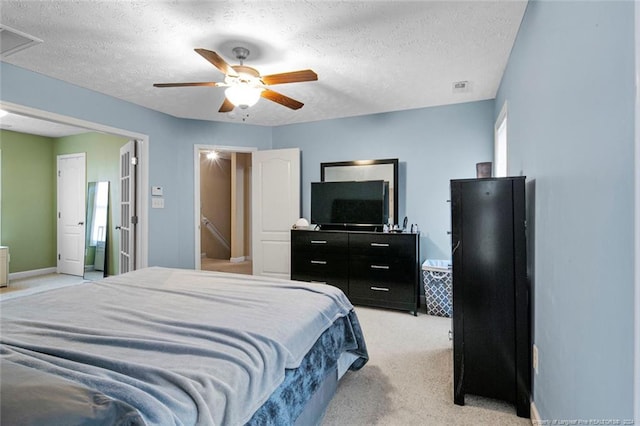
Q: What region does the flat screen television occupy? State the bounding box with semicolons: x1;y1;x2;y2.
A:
311;180;389;231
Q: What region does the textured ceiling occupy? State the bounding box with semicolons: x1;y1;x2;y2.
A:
0;1;527;128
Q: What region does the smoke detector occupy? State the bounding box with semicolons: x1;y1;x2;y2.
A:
452;81;472;94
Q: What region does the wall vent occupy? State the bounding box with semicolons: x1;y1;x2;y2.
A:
0;25;42;58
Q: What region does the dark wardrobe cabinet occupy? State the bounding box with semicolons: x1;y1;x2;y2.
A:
450;177;530;418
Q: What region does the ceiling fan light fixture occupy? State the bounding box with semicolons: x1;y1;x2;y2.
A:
154;47;316;113
225;85;263;109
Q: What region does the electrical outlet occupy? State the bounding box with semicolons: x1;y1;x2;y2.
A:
533;344;539;374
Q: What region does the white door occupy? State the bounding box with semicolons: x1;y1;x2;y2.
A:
118;140;137;274
57;153;86;276
251;148;300;278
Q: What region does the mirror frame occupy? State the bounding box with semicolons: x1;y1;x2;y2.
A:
321;158;399;225
84;181;109;280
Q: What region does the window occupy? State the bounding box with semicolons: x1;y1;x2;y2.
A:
494;102;508;178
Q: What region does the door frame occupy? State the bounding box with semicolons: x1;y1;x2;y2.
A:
193;144;257;270
56;152;86;276
0;101;149;271
251;148;300;279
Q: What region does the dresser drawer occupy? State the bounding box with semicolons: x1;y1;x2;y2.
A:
349;256;416;284
291;230;348;255
349;233;415;257
349;275;415;303
291;254;349;293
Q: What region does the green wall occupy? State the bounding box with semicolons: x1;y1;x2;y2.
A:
0;130;128;275
0;130;56;272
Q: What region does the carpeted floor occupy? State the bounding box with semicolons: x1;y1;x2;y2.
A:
323;306;531;426
201;258;252;275
0;273;85;295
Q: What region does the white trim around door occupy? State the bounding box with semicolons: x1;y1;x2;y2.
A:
56;153;86;276
193;144;257;270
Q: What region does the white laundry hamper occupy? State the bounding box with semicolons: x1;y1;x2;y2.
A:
422;259;452;317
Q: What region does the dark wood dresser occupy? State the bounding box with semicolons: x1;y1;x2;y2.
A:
291;229;420;315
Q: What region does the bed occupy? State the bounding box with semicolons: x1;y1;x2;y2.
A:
0;267;368;425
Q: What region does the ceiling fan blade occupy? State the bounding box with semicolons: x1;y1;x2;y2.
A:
153;82;221;88
261;70;318;86
261;89;304;110
195;48;238;77
218;98;235;113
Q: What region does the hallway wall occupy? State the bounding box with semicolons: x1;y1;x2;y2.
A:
200;155;231;259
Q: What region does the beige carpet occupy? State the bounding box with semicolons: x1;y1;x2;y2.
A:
0;273;84;295
201;258;252;275
323;307;531;426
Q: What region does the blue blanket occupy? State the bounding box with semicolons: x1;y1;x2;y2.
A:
249;310;367;425
0;267;368;425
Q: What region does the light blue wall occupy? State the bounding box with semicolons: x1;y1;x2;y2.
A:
0;62;272;268
1;62;492;268
496;0;635;420
273;101;495;262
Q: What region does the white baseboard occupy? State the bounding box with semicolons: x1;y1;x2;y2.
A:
230;256;245;263
9;267;57;281
530;401;541;425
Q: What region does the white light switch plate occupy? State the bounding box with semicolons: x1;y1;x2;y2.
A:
151;186;163;196
151;198;164;209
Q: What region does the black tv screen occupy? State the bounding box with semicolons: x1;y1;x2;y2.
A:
311;180;389;230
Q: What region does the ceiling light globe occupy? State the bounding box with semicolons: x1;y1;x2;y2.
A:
225;86;263;109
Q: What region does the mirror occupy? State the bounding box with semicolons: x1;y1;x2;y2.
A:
84;181;109;280
321;158;399;226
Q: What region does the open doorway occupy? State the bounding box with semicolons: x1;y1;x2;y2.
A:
194;145;255;275
0;101;149;281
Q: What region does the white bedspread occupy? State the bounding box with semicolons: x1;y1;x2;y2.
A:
0;267;356;425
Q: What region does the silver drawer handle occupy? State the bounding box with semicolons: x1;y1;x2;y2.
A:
310;260;327;265
370;243;389;247
370;286;390;292
311;240;327;244
370;265;390;270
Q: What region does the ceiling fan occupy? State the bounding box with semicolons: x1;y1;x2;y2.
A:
154;47;318;112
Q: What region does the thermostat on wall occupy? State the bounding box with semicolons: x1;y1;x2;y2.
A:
151;186;163;196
